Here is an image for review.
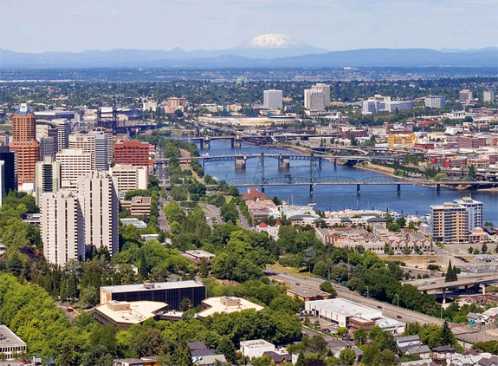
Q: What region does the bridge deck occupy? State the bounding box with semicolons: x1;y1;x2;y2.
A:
405;274;498;292
233;182;412;187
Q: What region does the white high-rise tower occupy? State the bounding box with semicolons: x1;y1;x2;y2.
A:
78;171;119;255
41;190;85;266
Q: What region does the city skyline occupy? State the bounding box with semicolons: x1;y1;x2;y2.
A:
2;0;498;52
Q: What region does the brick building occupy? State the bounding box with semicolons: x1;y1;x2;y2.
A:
113;140;152;166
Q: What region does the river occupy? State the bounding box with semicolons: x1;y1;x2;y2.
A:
200;140;498;224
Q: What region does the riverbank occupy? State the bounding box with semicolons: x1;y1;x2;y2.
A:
356;162;397;177
202;139;498;224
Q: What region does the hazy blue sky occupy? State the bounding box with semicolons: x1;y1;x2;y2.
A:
2;0;498;52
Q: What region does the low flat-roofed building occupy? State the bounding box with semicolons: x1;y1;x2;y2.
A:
305;298;405;334
94;301;168;327
120;218;147;229
286;286;330;302
112;357;159;366
188;341;228;366
140;234;160;242
240;339;276;359
246;199;278;223
100;280;206;310
197;296;263;318
182;249;215;264
22;213;41;226
121;196;152;218
375;317;406;335
0;360;39;366
0;325;27;359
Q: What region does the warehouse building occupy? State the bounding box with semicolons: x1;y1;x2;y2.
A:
305;298;405;335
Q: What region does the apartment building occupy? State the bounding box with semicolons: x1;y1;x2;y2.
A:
455;197;484;231
263;89;283;110
78;171;119;255
40;190;85;266
69;129;112;171
424;95;446;109
431;203;469;243
56;148;92;190
110;164;148;198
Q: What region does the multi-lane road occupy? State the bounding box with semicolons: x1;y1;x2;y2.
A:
269;269;445;326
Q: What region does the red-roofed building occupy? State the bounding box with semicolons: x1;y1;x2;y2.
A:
242;187;270;202
114;140;152;166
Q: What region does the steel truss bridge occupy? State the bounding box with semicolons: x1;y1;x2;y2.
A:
155;153;395;165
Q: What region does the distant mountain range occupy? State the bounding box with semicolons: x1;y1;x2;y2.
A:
3;47;498;69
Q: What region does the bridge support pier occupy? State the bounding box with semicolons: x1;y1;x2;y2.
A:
334;158;337;170
234;136;242;149
235;156;247;170
318;157;322;170
436;184;441;194
480;284;486;295
309;184;314;196
203;137;210;150
356;184;361;194
397;184;401;194
278;155;290;171
260;153;265;187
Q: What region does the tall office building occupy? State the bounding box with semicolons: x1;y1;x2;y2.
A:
311;83;331;107
97;107;117;130
459;89;473;105
11;104;36;141
483;90;495;104
37;123;62;156
0;161;4;207
93;130;112;171
40;190;85;267
163;97;187;114
78;171;119;255
114;140;152;166
0;147;16;194
35;157;61;205
431;203;469;243
304;89;326;111
424;95;446;109
38;136;56;159
263;90;283;110
110;164;149;199
53;119;71;152
69;130;112;171
56;148;92;190
9;104;39;187
10;141;39;188
454;197;483;231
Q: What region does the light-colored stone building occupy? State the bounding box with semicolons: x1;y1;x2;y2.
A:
56;148;92;191
110;164;149;199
